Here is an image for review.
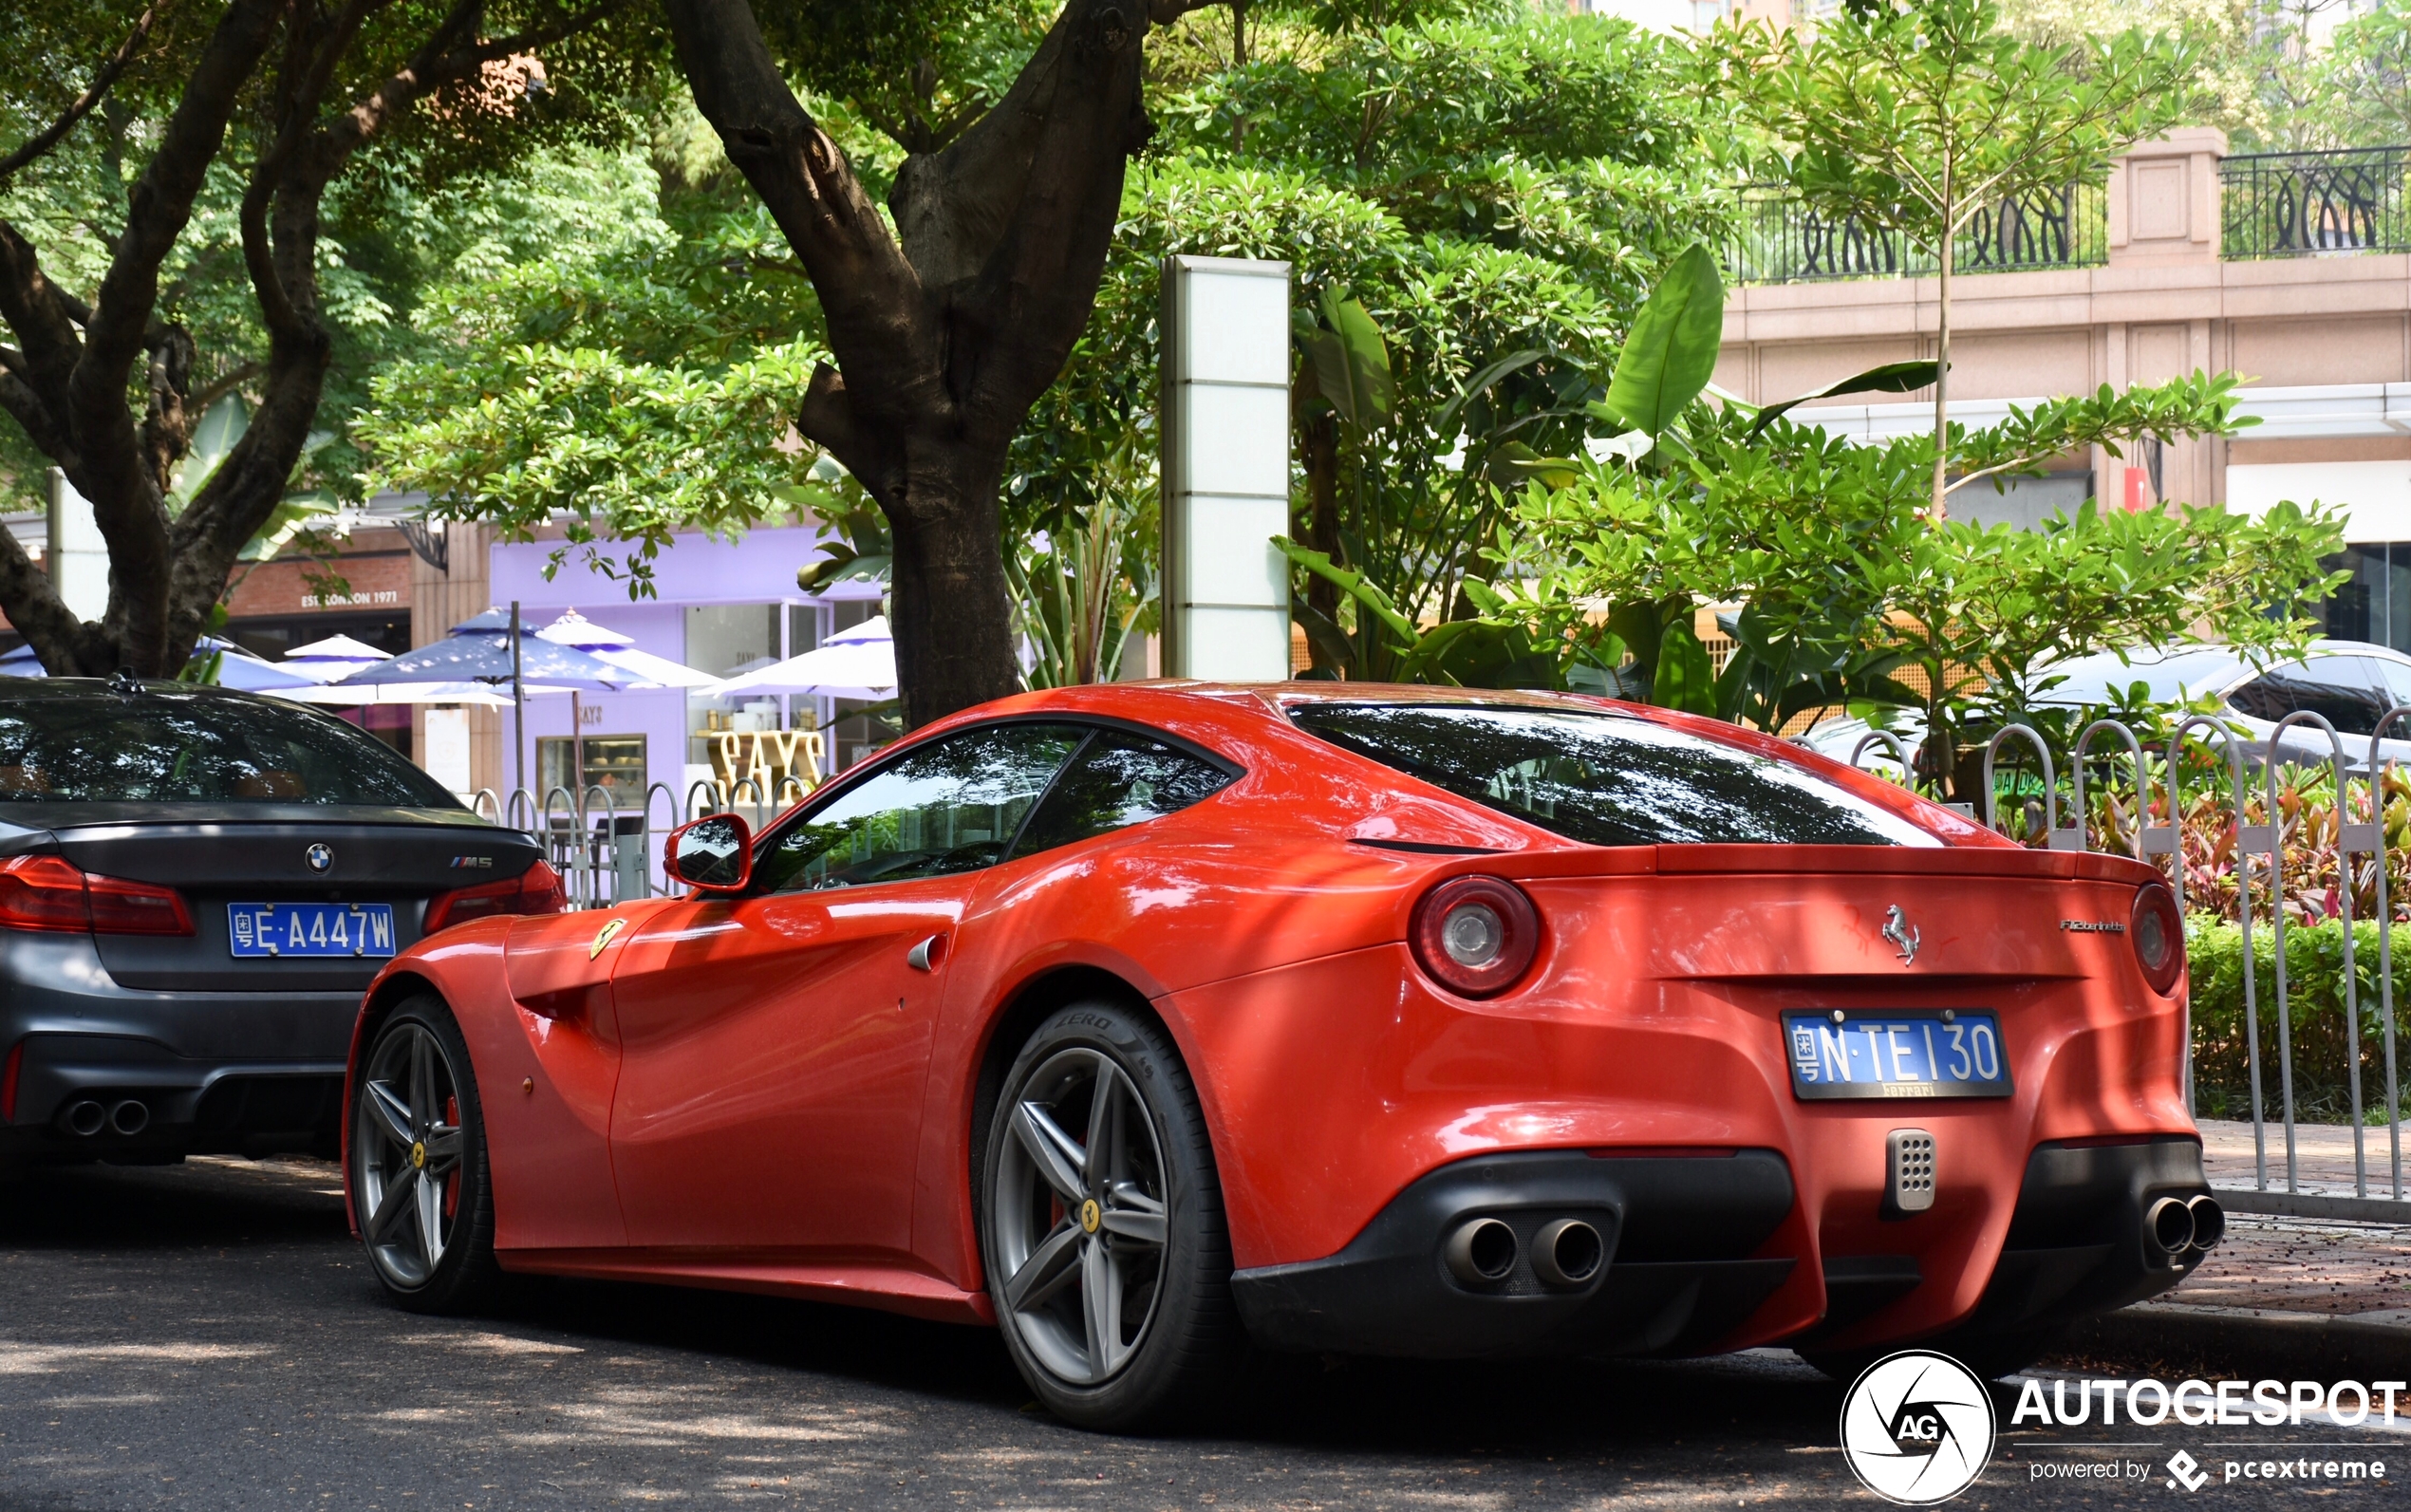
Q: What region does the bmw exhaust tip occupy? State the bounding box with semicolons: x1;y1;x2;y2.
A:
108;1100;149;1137
2186;1194;2225;1252
2144;1195;2196;1262
1444;1218;1519;1286
1531;1218;1604;1289
62;1100;105;1137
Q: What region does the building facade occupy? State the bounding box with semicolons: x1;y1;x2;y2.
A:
1717;130;2411;651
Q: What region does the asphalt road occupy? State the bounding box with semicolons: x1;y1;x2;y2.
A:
0;1157;2402;1511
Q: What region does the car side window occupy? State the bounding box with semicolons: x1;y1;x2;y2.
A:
754;723;1086;893
2228;657;2386;737
2368;657;2411;719
1009;728;1235;860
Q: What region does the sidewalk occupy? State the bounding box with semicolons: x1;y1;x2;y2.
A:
2201;1117;2411;1207
2063;1122;2411;1375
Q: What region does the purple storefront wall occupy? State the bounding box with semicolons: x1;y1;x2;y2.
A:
487;526;855;881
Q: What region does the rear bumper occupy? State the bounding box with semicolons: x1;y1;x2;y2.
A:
1225;1138;2211;1361
1231;1150;1799;1357
1;932;354;1160
1911;1135;2211;1356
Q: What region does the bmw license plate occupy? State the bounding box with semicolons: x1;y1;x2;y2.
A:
229;902;397;959
1782;1010;2011;1100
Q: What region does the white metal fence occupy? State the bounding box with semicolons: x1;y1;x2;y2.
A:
1842;712;2407;1201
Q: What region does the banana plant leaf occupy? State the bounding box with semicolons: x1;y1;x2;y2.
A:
1600;242;1723;439
1292;288;1393;430
1746;360;1943;438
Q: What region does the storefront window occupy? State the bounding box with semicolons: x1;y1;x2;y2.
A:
539;735;646;800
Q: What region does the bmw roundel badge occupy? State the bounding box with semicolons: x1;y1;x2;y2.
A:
306;843;333;873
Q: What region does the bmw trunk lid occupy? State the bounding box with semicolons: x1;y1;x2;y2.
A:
32;806;538;992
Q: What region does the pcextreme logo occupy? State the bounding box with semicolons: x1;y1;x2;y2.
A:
1840;1351;1997;1505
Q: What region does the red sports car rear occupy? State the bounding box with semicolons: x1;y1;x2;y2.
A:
342;683;2212;1429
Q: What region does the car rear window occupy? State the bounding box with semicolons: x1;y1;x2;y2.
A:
1289;702;1939;848
0;690;461;807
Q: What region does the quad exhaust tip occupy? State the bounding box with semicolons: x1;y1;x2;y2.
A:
1443;1218;1519;1286
2186;1194;2225;1252
61;1100;105;1137
1532;1218;1604;1289
2144;1195;2196;1261
108;1100;148;1136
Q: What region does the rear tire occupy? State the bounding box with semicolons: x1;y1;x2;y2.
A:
349;996;502;1314
980;1001;1243;1430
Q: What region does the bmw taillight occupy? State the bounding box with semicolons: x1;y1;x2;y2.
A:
0;854;192;936
2131;882;2184;997
1411;875;1541;999
424;859;568;934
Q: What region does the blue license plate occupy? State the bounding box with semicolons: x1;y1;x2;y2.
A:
229;903;397;959
1783;1010;2011;1100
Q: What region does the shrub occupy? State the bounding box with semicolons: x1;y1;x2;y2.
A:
2187;915;2411;1124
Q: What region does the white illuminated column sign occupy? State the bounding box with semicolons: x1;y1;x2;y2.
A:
1159;255;1292;681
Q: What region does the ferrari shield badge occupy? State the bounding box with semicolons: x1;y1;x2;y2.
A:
589;918;626;961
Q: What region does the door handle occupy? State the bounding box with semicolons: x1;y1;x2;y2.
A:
906;934;946;972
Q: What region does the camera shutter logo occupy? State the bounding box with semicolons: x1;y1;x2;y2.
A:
1840;1351;1995;1504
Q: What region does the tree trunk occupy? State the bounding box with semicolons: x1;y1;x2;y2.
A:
886;456;1022;725
0;0;615;679
663;0;1193;728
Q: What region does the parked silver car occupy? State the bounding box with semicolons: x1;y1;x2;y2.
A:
1799;639;2411;773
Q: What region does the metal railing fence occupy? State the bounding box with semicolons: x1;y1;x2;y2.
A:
466;776;812;911
1729;182;2108;286
2222;146;2411;259
1837;711;2410;1201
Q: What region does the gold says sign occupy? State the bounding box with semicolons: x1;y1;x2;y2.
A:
707;729;825;799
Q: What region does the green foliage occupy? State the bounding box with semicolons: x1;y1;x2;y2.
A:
2188;917;2409;1125
1294;287;1395;429
357;340;832;595
1598;241;1722;440
1735;0;2198;252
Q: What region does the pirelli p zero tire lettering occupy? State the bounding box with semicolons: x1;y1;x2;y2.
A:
350;995;503;1314
981;1001;1243;1431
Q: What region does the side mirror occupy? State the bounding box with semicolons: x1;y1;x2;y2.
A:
666;812;754;894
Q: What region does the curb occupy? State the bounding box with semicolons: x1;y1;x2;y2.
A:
2213;1186;2411;1224
2067;1300;2411;1379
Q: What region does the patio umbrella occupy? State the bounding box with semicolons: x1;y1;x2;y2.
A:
337;604;636;794
537;608;718;689
706;616;896;700
335;623;632;691
193;637;323;692
281;633;393;683
273;681;521;708
0;638;316;689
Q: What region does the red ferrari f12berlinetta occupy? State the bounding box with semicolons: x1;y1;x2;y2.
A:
345;683;2213;1428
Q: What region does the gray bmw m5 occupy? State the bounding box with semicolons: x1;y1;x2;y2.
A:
0;679;555;1167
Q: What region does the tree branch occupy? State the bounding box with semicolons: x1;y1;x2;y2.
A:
191;359;263;417
0;0;174;187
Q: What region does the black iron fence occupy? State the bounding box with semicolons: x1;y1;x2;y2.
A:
2222;146;2411;259
1729;182;2108;285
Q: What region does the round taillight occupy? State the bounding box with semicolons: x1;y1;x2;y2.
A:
2130;882;2184;997
1411;876;1541;999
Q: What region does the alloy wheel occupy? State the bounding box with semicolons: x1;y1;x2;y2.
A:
354;1019;466;1289
991;1047;1170;1385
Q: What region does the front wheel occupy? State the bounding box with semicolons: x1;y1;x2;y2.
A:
981;1002;1243;1430
350;997;501;1314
